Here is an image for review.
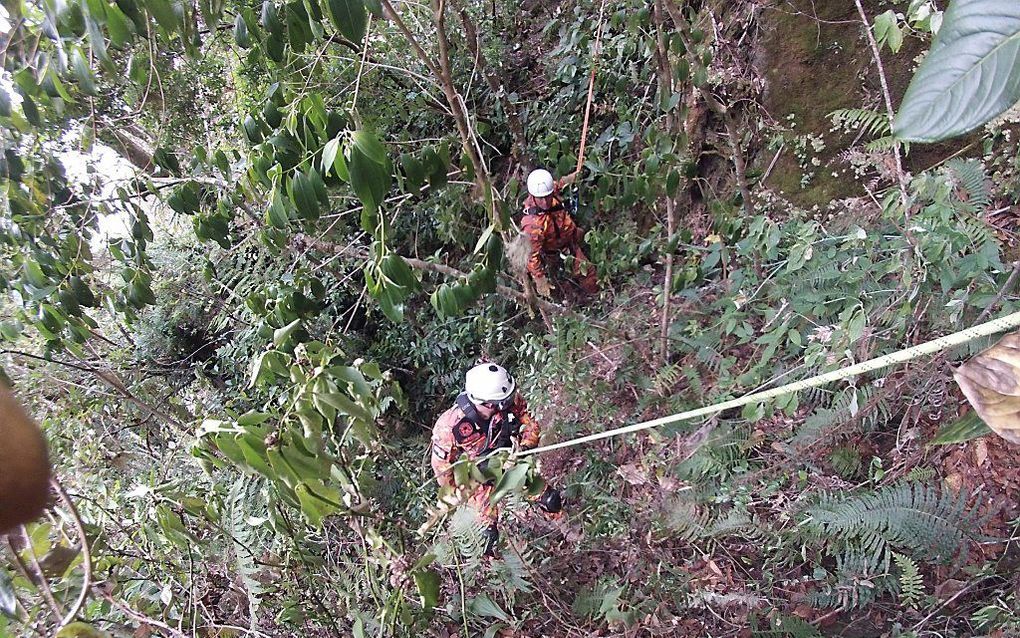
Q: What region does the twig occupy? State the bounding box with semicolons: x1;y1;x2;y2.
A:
910;576;990;631
19;525;64;621
52;477;92;628
976;260;1020;323
97;587;188;638
853;0;910;211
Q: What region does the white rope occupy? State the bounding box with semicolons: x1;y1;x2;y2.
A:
516;311;1020;457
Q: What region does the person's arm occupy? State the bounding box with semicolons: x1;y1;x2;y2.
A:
556;170;580;190
524;217;549;282
0;386;50;533
511;393;542;450
430;416;460;488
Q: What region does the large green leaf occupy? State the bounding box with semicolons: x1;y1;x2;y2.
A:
489;462;529;504
413;568;440;612
348;146;389;212
325;0;367;44
893;0;1020;142
930;411;992;445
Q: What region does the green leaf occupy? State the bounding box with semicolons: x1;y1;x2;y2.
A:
348;146;389;212
234;12;251;48
413;569;440;612
321;136;341;175
55;622;110;638
313;390;374;424
325;0;367;43
352;129;387;165
294;480;343;526
893;0;1020;142
874;10;903;53
145;0;182;33
266;190;290;228
400;153;424;191
490;462;529;504
105;3;135;47
374;289;403;323
469;594;509;622
23;260;49;287
273;318;301;346
380;254;417;290
70;48;99;96
930;411;992;445
236;411;272;426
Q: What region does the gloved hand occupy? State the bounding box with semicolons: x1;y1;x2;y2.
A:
533;277;553;298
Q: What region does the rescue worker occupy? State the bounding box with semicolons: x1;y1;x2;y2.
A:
430;362;562;556
521;168;599;298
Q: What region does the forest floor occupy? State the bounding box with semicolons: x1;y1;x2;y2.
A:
417;1;1020;636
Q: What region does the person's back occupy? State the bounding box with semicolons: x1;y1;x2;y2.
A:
520;169;599;296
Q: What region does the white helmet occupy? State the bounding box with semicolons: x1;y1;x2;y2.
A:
465;362;516;404
526;169;555;197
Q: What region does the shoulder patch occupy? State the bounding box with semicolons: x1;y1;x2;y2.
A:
453;419;478;444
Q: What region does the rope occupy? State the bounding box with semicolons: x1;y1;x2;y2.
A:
516;310;1020;457
575;0;609;176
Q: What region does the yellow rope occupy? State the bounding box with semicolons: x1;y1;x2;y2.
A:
516;311;1020;457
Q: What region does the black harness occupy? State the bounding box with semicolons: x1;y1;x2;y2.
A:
454;393;520;454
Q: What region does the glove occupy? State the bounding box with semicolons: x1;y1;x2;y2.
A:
533;277;553;298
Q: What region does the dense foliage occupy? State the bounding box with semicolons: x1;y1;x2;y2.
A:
3;0;1020;636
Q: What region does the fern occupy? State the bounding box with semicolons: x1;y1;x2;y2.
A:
905;466;936;482
751;613;823;637
651;362;682;397
663;499;760;543
865;135;910;154
806;548;897;610
488;549;532;595
435;506;489;563
893;552;924;608
829;108;890;137
802;482;983;569
829;445;862;478
226;477;267;626
663;500;712;541
675;424;751;480
944;158;991;211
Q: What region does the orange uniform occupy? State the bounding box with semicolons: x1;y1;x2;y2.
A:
430;392;543;525
521;182;599;294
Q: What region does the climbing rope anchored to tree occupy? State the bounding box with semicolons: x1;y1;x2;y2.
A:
507;0;610;307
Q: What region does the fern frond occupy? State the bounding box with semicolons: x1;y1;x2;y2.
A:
829;108;891;138
803;482;982;567
893;552;924;608
751;613;824;637
448;506;488;562
864;136;909;154
488;550;532;595
905;466;936;482
829;445;862;478
227;477;267;624
663;500;712;541
944;158;991;211
651;363;682;397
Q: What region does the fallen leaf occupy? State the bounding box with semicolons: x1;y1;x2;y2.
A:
617;463;648;486
935;578;968;601
954;332;1020;444
974;438;989;466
